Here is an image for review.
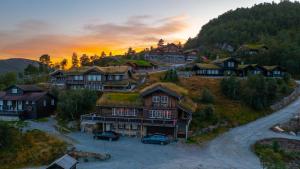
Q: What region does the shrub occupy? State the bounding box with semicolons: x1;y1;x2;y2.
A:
201;88;215;103
220;76;240;100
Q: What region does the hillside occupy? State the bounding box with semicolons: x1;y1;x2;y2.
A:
0;58;40;74
185;1;300;75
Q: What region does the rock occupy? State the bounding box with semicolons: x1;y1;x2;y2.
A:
273;126;284;132
289;131;296;136
67;121;78;129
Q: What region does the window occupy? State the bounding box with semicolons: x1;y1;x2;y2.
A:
51;99;55;106
12;88;18;94
108;75;113;80
131;124;138;130
43;100;47;107
227;62;235;68
149;110;172;119
161;96;168;107
0;100;3;110
125;124;131;130
115;75;120;80
88;75;101;81
74;75;83;81
26;101;29;104
152;96;160;103
7;101;12;110
118;124;125;129
32;101;35;104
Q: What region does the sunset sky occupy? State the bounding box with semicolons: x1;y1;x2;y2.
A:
0;0;281;63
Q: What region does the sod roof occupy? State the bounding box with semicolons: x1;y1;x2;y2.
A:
97;92;142;107
140;82;188;98
127;60;153;67
195;63;222;69
66;66;130;75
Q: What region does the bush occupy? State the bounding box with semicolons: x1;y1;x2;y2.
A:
57;89;98;120
191;105;219;129
161;69;179;82
220;76;240;100
201;88;215;103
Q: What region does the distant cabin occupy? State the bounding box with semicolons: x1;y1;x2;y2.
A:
192;57;286;77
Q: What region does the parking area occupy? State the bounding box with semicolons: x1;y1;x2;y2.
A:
67;132;202;169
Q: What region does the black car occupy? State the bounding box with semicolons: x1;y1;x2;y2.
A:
141;134;170;145
93;131;120;141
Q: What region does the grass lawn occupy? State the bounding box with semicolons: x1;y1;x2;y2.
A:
0;120;29;128
32;117;49;122
0;128;67;169
254;139;300;169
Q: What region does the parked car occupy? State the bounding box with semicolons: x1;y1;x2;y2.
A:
141;134;170;145
93;131;119;141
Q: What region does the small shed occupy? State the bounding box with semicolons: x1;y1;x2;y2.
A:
46;154;78;169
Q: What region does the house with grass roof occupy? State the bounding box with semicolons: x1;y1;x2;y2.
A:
50;65;137;91
192;57;286;77
81;82;196;140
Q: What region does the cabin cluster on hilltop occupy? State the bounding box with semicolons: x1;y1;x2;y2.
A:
192;57;286;77
144;39;198;64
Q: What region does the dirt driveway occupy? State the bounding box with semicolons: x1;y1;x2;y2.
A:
68;97;300;169
25;96;300;169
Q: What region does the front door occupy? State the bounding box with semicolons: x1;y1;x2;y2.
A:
106;123;111;131
17;101;22;110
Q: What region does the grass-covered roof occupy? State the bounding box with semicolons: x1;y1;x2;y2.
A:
195;63;222;69
97;92;142;107
140;82;188;97
127;60;153;67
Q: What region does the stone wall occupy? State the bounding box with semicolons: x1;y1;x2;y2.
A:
270;85;300;111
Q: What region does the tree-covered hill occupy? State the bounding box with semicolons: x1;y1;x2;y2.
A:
185;1;300;75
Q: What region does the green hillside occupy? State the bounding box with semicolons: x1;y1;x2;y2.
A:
185;1;300;75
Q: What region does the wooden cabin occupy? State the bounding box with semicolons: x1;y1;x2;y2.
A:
0;85;56;121
81;82;196;140
212;57;240;75
192;63;223;76
50;66;136;91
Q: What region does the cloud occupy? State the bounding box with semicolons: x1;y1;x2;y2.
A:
0;15;189;61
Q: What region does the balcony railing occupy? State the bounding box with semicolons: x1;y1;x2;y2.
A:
81;114;176;127
0;110;20;116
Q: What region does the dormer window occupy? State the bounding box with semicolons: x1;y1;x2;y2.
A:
51;99;55;106
227;62;235;68
12;88;18;94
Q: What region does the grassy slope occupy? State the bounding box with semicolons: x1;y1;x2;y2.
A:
144;73;271;143
0;129;67;169
254;139;300;169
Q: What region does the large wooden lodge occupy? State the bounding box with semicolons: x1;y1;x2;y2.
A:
81;82;196;140
50;65;137;91
192;57;286;77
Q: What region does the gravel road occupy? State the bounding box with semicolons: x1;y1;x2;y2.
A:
25;97;300;169
70;96;300;169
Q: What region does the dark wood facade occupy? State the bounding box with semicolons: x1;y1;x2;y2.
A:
50;66;136;91
0;85;56;120
193;57;286;78
81;83;195;140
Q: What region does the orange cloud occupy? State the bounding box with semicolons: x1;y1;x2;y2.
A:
0;15;189;62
